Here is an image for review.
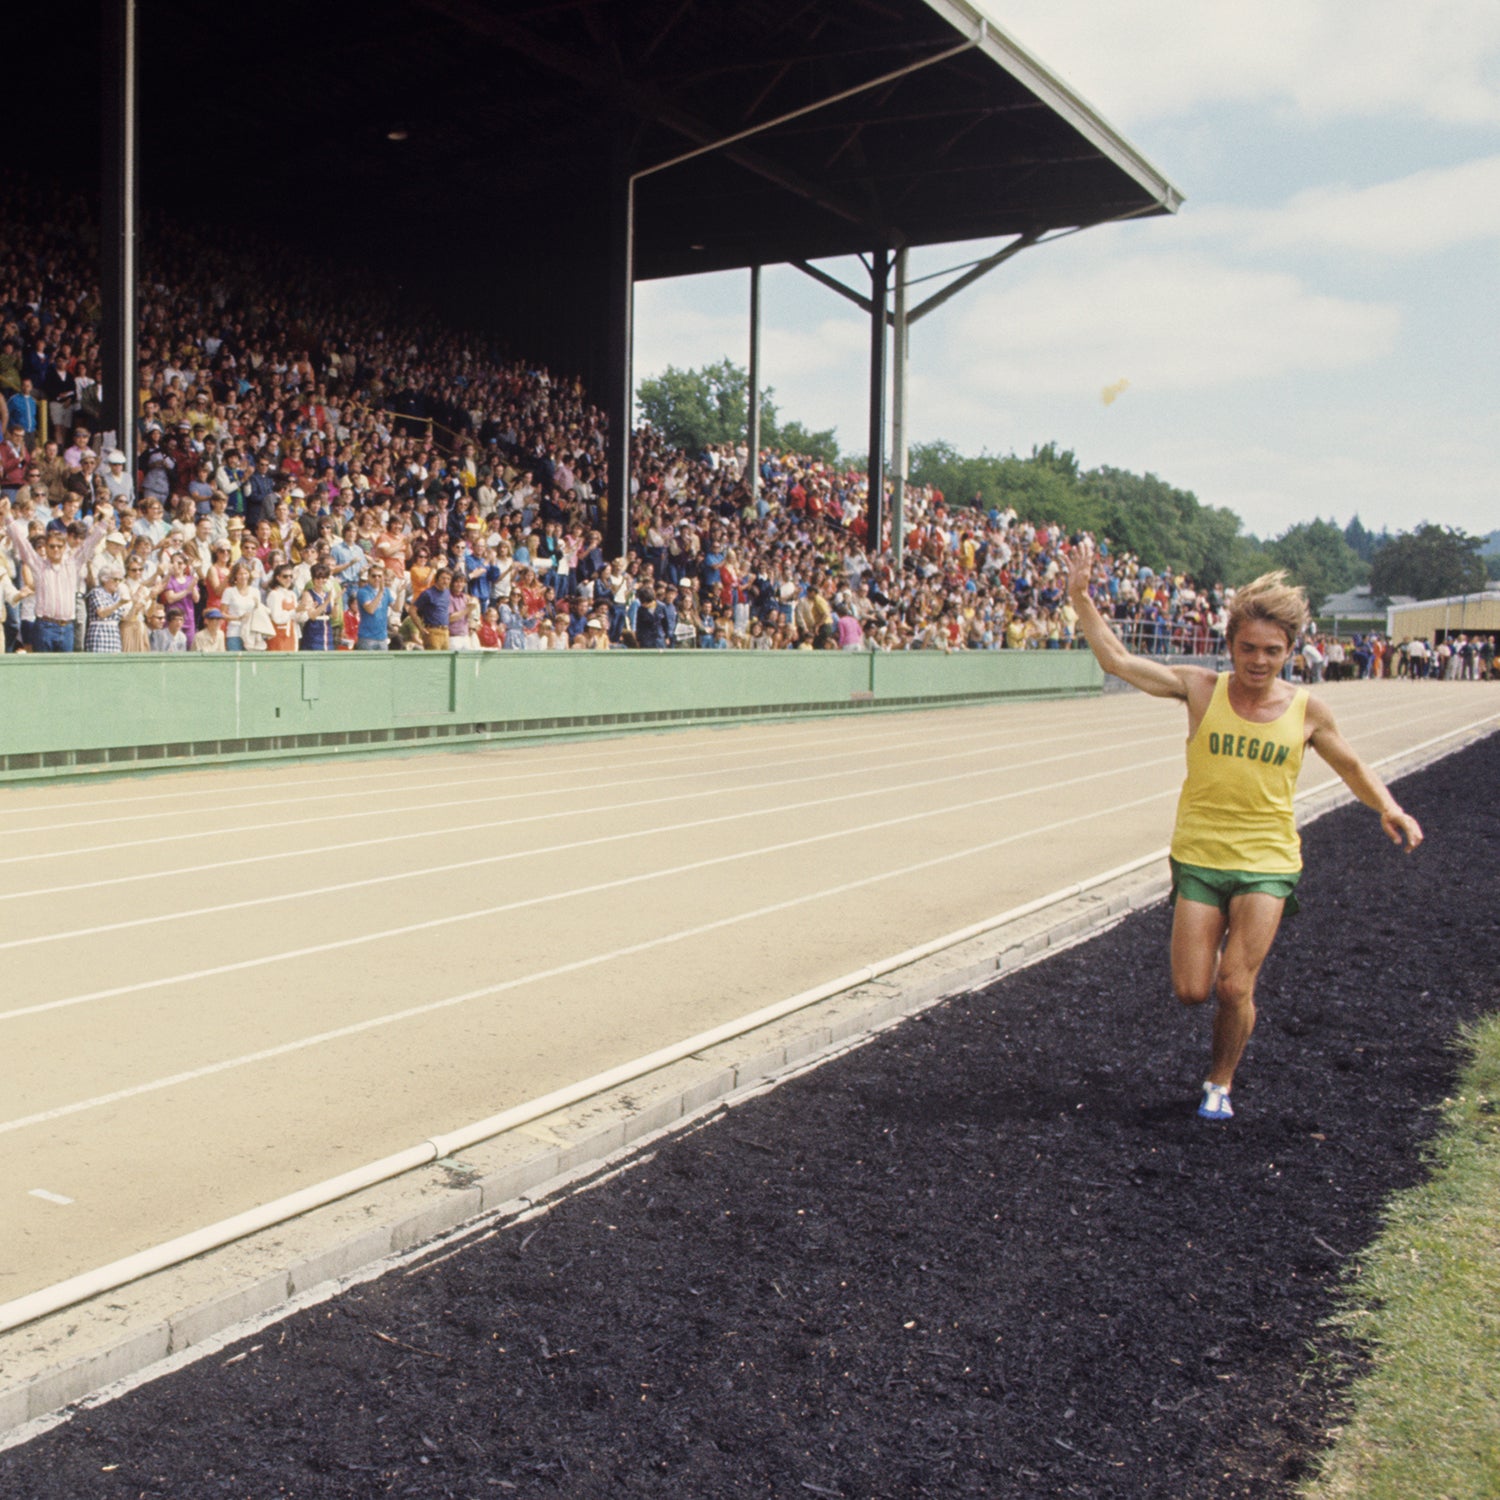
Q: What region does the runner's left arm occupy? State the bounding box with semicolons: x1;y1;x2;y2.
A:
1306;698;1423;851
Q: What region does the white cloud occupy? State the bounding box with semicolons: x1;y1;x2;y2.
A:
1183;154;1500;255
1141;410;1500;539
634;282;867;383
937;252;1399;397
983;0;1500;126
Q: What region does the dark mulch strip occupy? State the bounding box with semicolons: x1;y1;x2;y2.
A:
6;735;1498;1500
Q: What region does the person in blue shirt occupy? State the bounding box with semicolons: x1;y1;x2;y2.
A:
7;380;39;440
356;567;394;650
331;521;368;596
463;538;491;609
415;566;453;649
658;583;678;648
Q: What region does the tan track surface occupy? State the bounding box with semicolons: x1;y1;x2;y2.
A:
2;681;1495;1305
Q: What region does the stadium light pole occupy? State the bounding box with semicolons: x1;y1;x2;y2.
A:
101;0;139;471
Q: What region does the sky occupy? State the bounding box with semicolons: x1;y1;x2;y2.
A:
632;0;1499;543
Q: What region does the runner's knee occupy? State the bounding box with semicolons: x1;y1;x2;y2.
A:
1215;968;1256;1010
1173;976;1211;1007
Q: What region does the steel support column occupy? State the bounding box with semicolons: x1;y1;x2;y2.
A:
100;0;138;467
602;154;634;560
865;248;890;553
747;265;763;505
890;247;909;570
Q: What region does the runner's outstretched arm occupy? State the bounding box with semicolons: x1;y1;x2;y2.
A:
1065;538;1201;702
1305;697;1424;851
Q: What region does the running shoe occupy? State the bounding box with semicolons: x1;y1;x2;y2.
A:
1198;1082;1233;1121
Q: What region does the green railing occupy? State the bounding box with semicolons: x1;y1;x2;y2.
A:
0;650;1102;781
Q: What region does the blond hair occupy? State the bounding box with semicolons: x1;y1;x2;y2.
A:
1226;571;1308;646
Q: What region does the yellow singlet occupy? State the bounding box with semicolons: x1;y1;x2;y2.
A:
1170;673;1307;874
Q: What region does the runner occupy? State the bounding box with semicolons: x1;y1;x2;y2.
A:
1064;539;1423;1120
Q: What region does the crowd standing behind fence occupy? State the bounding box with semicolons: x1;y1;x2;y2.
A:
1;184;1496;674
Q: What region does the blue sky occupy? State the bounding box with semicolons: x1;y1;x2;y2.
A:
633;0;1499;542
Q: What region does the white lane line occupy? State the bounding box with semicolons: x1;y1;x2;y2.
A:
2;696;1170;828
1;713;947;814
1;705;1043;819
0;785;1178;1139
0;731;1180;953
0;712;1172;883
3;697;1152;829
0;714;961;830
0;753;1182;1029
27;1189;74;1205
0;734;1001;864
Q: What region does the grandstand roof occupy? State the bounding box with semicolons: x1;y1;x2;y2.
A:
45;0;1179;285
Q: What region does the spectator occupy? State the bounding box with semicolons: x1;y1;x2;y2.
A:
2;494;109;652
356;565;394;651
195;608;228;652
298;564;337;651
84;569;125;652
151;605;190;652
220;560;259;652
264;563;299;651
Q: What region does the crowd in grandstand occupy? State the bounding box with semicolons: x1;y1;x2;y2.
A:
0;181;1493;676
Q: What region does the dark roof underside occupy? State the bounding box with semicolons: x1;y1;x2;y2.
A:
14;0;1178;381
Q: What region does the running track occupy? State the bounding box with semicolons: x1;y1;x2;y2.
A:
2;681;1495;1308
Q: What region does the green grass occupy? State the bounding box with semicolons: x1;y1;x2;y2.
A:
1304;1013;1500;1500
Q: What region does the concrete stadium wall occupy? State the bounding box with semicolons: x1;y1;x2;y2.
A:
0;649;1102;782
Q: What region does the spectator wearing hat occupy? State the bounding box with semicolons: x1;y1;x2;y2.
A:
90;529;132;588
633;587;667;649
141;442;174;504
194;608;227;652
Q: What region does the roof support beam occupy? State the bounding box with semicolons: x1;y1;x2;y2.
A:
906;230;1039;323
791;228;1039;326
791;259;871;312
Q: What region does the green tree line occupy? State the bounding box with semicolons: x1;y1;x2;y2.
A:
635;360;1488;611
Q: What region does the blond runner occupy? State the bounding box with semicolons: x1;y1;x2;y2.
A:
1065;539;1423;1120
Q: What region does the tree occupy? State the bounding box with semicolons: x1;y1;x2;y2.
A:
1265;519;1368;613
767;418;841;467
636;360;842;464
1368;525;1487;601
1343;513;1379;563
636;359;774;454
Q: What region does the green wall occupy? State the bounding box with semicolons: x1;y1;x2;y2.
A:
0;650;1102;781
